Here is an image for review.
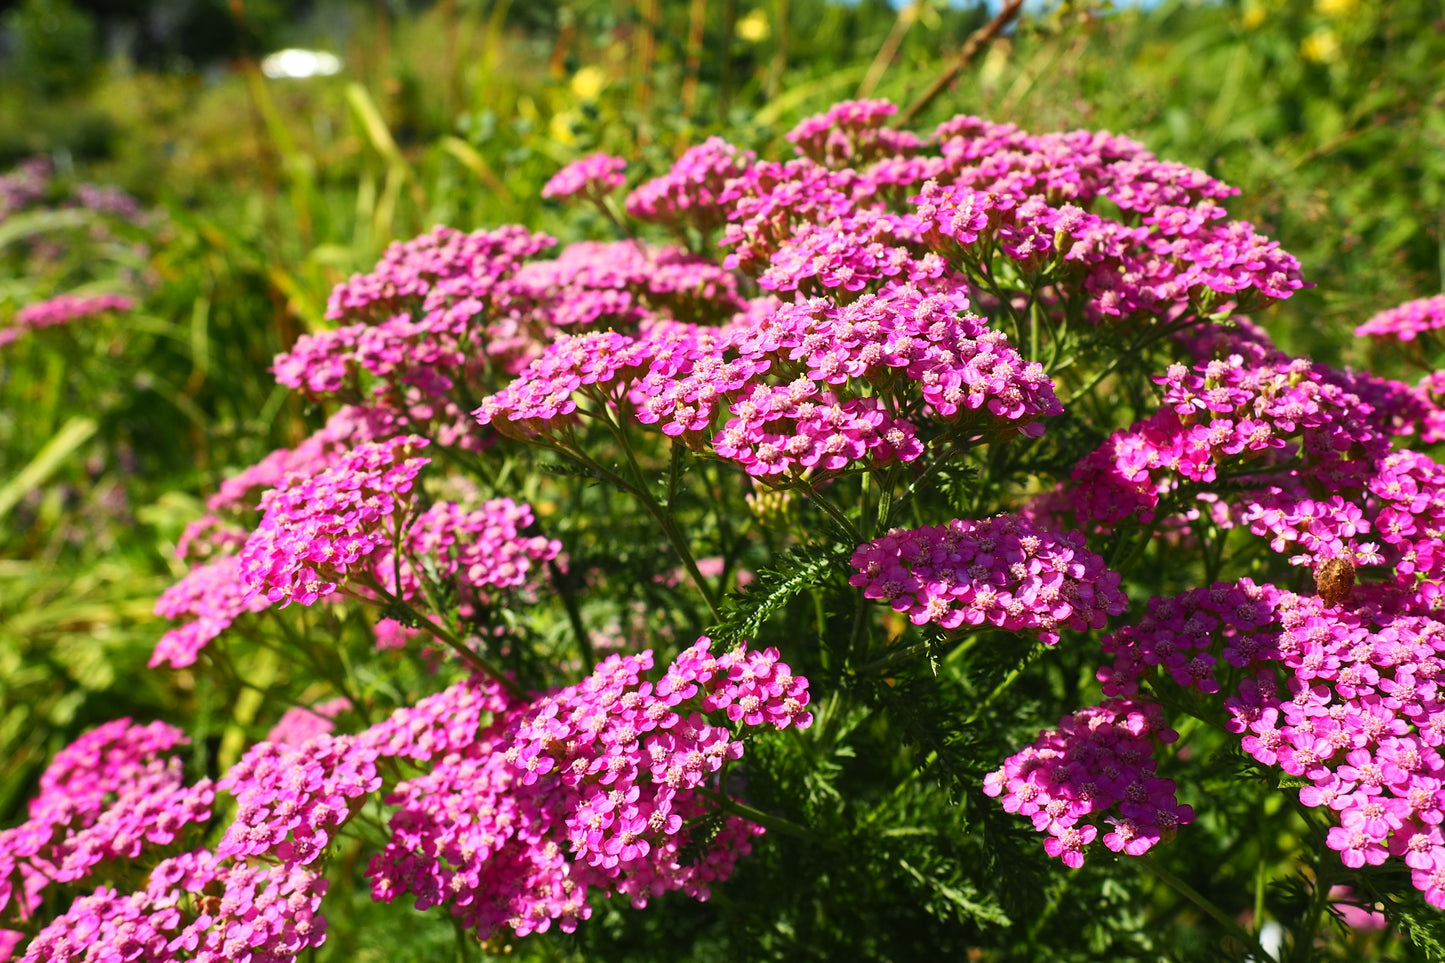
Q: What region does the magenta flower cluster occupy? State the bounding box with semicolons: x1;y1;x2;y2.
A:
541;153;627;201
478;279;1060;479
1355;294;1445;342
1;721;213;935
18;849;330;963
237;435;430;607
1067;348;1384;534
1087;579;1445;907
367;638;812;938
8;631;814;958
216;734;381;869
983;698;1192;867
385;497;563;603
848;514;1127;644
625;137;755;233
3;293;134;347
711;101;1302;321
785;99;922;168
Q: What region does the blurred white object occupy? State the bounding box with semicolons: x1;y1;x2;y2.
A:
260;49;342;80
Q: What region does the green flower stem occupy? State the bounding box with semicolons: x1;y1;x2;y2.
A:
252;611;364;714
962;639;1047;727
595;405;723;620
793;477;863;543
697;786;819;842
889;443;962;523
550;557;596;673
1061;316;1209;409
856;630;961;676
1138;856;1274;963
1289;854;1334;963
344;580;525;701
868;465;901;540
858;745;944;832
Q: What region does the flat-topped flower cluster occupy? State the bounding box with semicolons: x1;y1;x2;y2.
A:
848;514;1127;644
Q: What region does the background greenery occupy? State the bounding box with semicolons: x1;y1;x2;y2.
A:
2;0;1442;959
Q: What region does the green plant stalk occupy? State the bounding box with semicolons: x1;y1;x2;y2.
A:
697;786;818;841
793;477;863;543
593;402;723;620
1139;856;1274;963
345;579;525;700
549;557;596;673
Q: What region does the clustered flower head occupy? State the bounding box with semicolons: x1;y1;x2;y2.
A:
1356;294;1445;342
2;293;134;347
983;698;1191;867
238;435;430;607
1081;578;1445;908
216;734;382;868
477;279;1060;480
506;240;745;330
625;137;755;234
1;720;214;931
271;225;555;448
367;639;812;939
542;154;627;201
785;99;923;168
849;514;1127;644
19;849;330;963
1066;346;1385;535
387;497;563;603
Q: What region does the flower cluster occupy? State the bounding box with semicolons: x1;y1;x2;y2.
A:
367;639;812;939
785;99;922;168
625;137;755;234
1081;577;1445;907
237;436;430;607
478;279;1059;480
18;850;329;963
1;721;213;928
706;103;1303;322
542;154;627;201
152;554;273;669
216;735;381;868
1355;294;1445;342
983;699;1191;866
272;225;555;448
1067;351;1382;531
389;497;563;603
849;515;1127;644
712;384;922;477
2;293;134;347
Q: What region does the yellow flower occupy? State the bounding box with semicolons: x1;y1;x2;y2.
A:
1315;0;1358;17
549;111;579;146
570;66;606;102
1241;1;1266;28
736;9;770;43
1301;27;1340;63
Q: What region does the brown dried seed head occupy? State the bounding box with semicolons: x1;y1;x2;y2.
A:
1314;556;1356;607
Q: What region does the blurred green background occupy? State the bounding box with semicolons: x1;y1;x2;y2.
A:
0;0;1442;957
